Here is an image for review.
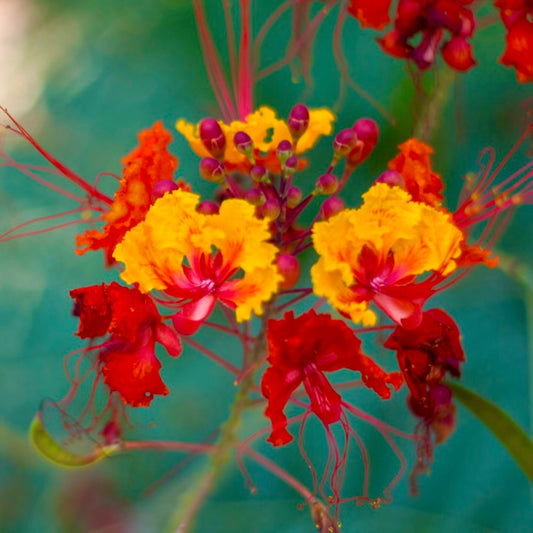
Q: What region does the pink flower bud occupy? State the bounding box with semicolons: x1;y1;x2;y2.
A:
321;196;345;219
244;188;265;206
288;104;310;139
234;131;254;156
333;128;358;158
151;179;179;202
277;140;294;164
250;165;268;182
286;186;303;208
375;170;405;188
199;157;225;183
199;118;226;159
315;173;339;195
197;200;219;215
276;253;300;290
284;155;298;173
261;198;281;220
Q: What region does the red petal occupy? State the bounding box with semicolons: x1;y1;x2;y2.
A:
70;284;112;338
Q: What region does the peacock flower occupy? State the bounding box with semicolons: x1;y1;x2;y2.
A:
70;283;182;407
113;189;280;334
385;138;444;207
261;310;402;446
76;121;184;264
311;183;468;329
176;106;335;173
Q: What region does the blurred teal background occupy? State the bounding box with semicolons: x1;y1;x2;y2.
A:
0;0;532;531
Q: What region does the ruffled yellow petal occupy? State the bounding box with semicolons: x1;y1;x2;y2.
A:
311;183;465;324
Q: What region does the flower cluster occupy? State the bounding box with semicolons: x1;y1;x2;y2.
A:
1;2;532;531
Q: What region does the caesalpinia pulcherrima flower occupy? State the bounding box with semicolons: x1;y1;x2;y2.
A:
113;189;281;333
261;310;403;446
494;0;533;82
70;282;181;406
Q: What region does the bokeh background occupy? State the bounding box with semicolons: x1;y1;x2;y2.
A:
0;0;532;531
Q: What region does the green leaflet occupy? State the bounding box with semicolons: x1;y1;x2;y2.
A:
29;415;120;468
449;381;533;483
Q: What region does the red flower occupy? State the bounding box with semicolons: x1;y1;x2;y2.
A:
261;310;402;446
70;283;181;407
348;0;393;30
384;308;464;489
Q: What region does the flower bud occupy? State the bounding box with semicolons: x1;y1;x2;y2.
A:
234;131;254;157
288;104;310;139
286;186;302;208
199;118;226;159
276;253;300;290
375;170;405;188
250;165;268;183
283;155;298;174
199;157;225;184
333;128;358;158
321;196;345;220
244;188;265;206
261;198;281;220
151;179;179;202
197;200;219;215
314;173;338;195
347;118;379;167
276;140;294;164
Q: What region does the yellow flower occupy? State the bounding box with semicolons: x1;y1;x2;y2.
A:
176;106;335;170
113;189;281;330
311;183;465;328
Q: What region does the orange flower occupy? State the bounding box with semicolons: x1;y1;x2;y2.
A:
76;122;183;264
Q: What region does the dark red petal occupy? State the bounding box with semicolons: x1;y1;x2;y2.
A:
155;322;182;358
70;284;112;339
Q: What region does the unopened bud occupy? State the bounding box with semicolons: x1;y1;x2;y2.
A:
288;104;310;139
276;253;300;290
197;200;219;215
199;118;226;159
314;173;338;195
321;196;345;219
347;119;379;168
234;131;254;157
244;188;265;206
286;186;302;208
284;155;298;174
151;179;178;202
333;128;358;158
375;170;405;188
276;140;294;164
199;157;225;184
250;165;268;183
261;198;281;220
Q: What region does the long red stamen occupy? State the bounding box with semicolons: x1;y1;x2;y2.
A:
237;0;253;117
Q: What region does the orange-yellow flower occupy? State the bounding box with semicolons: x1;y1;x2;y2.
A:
113;189;280;333
176;106;335;173
311;183;466;328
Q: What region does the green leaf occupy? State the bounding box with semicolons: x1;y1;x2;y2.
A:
29;415;120;468
449;381;533;483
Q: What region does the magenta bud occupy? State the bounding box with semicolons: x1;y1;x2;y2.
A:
244;188;265;206
250;165;268;182
234;131;254;156
151;179;179;202
375;170;405;188
284;155;298;173
288;104;310;139
286;186;302;208
314;173;338;195
197;200;219;215
276;140;294;163
199;157;225;183
321;196;345;219
352;118;379;146
333;128;358;158
261;198;281;220
199;118;226;158
276;253;300;290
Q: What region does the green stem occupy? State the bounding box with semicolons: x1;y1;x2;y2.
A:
412;68;456;143
166;309;271;533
